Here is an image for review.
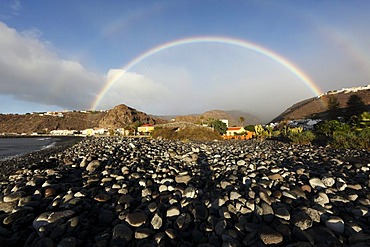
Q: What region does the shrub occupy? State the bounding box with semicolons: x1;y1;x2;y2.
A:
288;130;316;145
209;120;227;135
315;120;350;137
244;125;255;132
357;128;370;149
152;126;222;141
330;128;370;149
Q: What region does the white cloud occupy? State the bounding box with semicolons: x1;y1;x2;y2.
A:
98;69;172;112
0;22;103;110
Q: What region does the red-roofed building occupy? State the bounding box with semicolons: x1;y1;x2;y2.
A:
226;127;246;136
137;124;154;134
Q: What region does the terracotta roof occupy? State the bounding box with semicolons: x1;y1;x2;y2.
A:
140;124;154;127
227;127;242;131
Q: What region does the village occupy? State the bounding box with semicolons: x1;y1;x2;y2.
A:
33;118;256;140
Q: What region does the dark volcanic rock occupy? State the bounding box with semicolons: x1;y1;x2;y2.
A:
0;137;368;246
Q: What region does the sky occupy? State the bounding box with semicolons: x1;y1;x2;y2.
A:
0;0;369;122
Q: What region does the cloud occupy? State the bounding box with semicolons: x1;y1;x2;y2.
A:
0;22;179;114
0;22;103;110
98;69;172;112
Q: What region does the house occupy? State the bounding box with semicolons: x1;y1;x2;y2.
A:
226;127;246;136
81;129;94;136
81;128;107;136
137;124;154;134
50;130;77;136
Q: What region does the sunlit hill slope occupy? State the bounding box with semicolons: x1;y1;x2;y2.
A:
272;86;370;122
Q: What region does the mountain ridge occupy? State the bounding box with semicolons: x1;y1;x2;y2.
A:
272;85;370;122
1;85;369;134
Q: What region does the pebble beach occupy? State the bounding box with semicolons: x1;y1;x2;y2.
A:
0;137;369;246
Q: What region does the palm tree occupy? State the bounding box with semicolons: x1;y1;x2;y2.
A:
239;116;245;126
199;115;204;125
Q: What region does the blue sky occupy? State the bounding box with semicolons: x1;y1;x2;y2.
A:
0;0;369;121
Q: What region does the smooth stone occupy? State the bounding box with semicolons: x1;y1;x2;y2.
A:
345;221;362;235
259;190;272;205
305;208;321;223
154;232;166;244
195;205;208;220
165;228;177;239
301;185;311;193
33;210;75;236
291;211;313;230
0;201;16;213
336;178;347;191
322;177;335;187
261;202;274;215
175;213;192;230
282;191;296;200
268;173;283;181
167;206;180;217
126;211;147;227
151;213;162;229
259;227;284;245
274;206;290;221
112;223;132;241
86;160;101;173
314;192;329;206
220;181;232;189
118;194;134;204
159;184;167;192
230;191;242;200
74;192;85;198
352;205;369;217
237;160;246;166
3;191;25;203
184;186;197;198
309;178;326;190
175;175;192;184
147;202;157;213
347;184;362;190
94;193;111;202
325;216;345;233
135;228;153;239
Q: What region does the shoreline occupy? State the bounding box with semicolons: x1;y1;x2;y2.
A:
0;137;369;246
0;136;83;178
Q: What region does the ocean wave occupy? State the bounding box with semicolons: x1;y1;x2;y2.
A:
41;142;56;150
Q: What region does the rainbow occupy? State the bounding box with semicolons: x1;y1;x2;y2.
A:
91;36;322;110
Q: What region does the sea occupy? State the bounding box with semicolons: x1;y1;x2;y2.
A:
0;137;57;160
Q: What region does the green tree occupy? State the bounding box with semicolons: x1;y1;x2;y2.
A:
244;125;255;132
209;119;227;135
315;120;350;137
328;96;340;111
347;95;366;116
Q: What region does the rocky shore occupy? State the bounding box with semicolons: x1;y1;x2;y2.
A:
0;137;369;246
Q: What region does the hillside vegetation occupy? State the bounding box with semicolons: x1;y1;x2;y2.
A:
152;123;222;141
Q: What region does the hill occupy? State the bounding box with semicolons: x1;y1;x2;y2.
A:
159;110;261;127
272;85;370;122
0;104;164;134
